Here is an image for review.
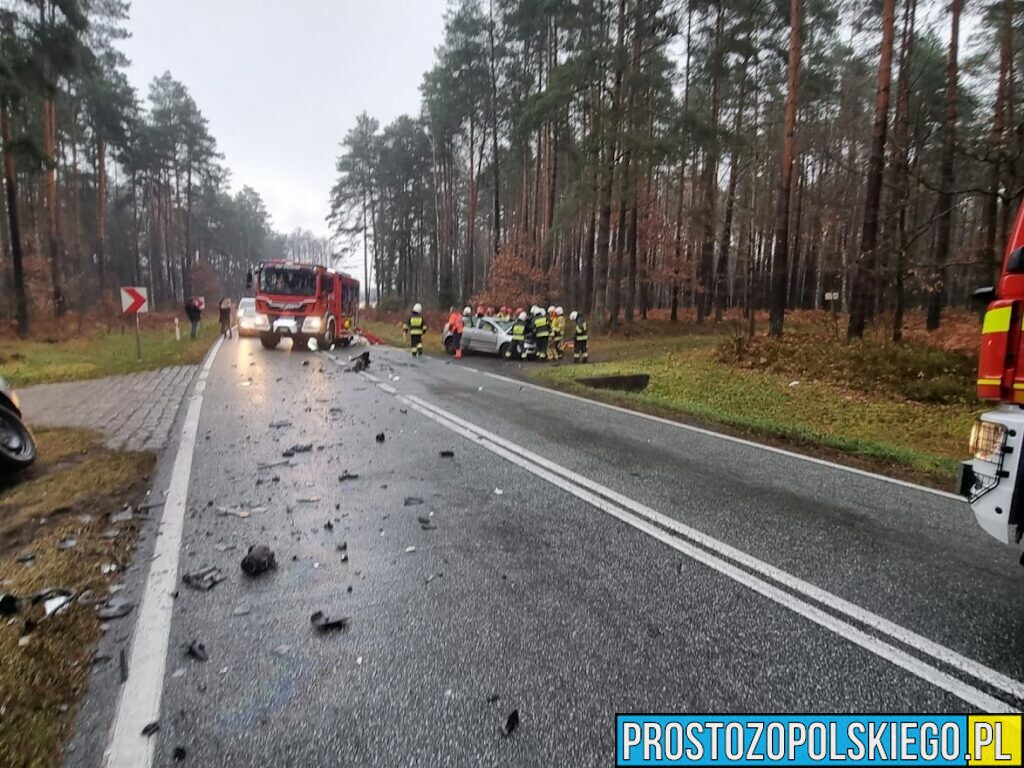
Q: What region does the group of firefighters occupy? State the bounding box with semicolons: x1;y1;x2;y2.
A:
403;304;589;364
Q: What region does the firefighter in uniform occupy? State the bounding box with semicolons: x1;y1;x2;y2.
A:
506;311;528;359
404;303;426;357
571;310;588;363
533;306;550;360
549;306;565;360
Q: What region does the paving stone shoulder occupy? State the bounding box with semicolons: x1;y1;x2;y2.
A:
18;365;199;452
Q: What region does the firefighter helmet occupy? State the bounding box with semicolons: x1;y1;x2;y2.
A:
518;311;528;321
570;311;579;321
463;306;471;316
413;303;423;313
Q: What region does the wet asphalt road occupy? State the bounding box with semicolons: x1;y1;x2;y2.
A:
70;337;1024;767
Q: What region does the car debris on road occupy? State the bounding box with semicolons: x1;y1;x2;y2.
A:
240;545;276;576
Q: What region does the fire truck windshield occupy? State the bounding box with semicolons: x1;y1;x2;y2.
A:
259;267;317;297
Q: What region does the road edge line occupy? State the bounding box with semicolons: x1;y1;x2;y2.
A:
102;335;224;768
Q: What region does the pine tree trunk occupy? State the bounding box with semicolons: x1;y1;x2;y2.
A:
2;99;28;337
983;0;1012;285
769;0;802;338
846;0;896;338
926;0;963;332
41;97;64;317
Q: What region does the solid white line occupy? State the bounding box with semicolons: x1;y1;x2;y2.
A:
405;392;1024;702
477;369;965;502
103;335;224;768
393;390;1015;713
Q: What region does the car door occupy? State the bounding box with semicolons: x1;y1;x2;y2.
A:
476;320;500;354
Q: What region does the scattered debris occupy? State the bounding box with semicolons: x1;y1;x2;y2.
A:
119;648;129;682
185;641;209;663
338;471;359;482
44;594;72;617
96;599;133;620
269;420;293;429
233;605;251;617
298;496;321;504
324;520;334;532
16;551;35;565
57;536;77;551
404;497;424;507
375;432;386;443
501;709;520;737
347;351;371;372
405;546;416;554
240;546;276;577
182;566;225;591
141;722;160;737
439;450;455;458
101;564;118;575
288;443;314;454
173;746;187;762
238;379;253;388
310;611;350;633
110;509;134;524
486;694;501;704
0;594;20;615
416;516;431;526
494;488;504;496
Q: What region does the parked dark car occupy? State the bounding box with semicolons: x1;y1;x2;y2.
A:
0;376;35;472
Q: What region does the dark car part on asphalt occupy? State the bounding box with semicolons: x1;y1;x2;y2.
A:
0;593;20;615
287;443;313;454
501;709;520;737
182;566;225;591
96;599;133;620
141;722;160;737
576;373;651;393
0;376;36;473
185;640;209;662
347;351;371;372
310;611;350;633
173;746;187;761
375;432;385;443
338;470;359;482
404;497;424;506
240;545;276;577
439;450;455;458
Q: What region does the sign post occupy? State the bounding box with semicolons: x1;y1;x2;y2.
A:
120;286;149;361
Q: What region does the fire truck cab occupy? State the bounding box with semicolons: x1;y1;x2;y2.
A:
962;204;1024;551
246;260;359;351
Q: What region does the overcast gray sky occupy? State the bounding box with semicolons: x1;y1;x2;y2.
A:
123;0;447;239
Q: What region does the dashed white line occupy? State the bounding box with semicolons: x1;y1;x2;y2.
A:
103;335;224;768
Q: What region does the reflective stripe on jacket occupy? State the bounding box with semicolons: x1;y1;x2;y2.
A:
406;315;425;335
574;321;588;341
534;316;550;337
511;322;526;340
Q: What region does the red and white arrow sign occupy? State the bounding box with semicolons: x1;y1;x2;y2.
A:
120;286;149;314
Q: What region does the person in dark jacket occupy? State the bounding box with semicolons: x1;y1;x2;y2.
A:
218;297;233;339
185;298;202;339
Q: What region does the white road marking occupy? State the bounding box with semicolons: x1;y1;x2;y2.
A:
361;372;1019;710
406;393;1024;701
476;368;965;502
103;335;224;768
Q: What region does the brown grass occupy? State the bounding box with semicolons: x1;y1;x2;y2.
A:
0;428;154;768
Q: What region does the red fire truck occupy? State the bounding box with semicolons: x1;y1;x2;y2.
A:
962;203;1024;554
246;260;359;350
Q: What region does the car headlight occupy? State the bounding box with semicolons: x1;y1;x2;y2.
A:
254;313;269;329
970;420;1006;463
302;316;322;333
237;309;244;319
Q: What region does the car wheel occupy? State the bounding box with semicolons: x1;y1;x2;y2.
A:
0;406;36;471
444;337;456;356
498;343;510;359
260;333;280;350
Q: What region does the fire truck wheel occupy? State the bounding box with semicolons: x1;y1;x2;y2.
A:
259;333;280;350
321;321;335;350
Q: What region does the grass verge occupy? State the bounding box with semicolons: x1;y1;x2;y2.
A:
360;319;446;356
0;324;219;388
531;336;980;488
0;428;155;767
